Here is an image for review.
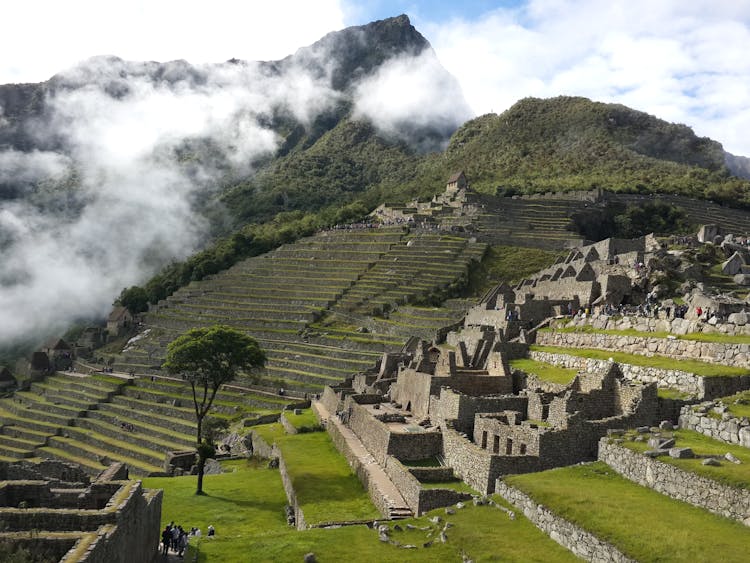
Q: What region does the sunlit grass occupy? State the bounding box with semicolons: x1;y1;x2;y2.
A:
506;462;750;562
531;345;750;377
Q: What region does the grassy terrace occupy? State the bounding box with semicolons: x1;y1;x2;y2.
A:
505;462;750;562
531;345;750;377
283;409;320;431
509;358;578;385
543;325;750;345
253;422;378;524
618;428;750;489
144;458;577;563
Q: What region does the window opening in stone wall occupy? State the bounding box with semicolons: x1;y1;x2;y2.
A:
493;435;501;454
505;438;513;455
481;431;488;449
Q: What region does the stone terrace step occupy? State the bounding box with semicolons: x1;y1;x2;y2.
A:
45;435;165;476
35;446;108;476
94;402;196;436
0;406;64;435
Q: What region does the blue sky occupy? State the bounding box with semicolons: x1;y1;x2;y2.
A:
345;0;522;24
1;1;750;155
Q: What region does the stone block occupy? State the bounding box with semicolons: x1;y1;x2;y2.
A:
669;447;694;459
724;452;741;464
658;420;674;431
702;458;721;466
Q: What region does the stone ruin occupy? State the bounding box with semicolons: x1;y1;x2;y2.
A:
322;305;658;500
0;459;161;562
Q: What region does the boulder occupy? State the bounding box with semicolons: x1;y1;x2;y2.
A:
669;447;695;459
725;452;742;464
728;312;749;326
658;420;674;431
303;553;317;563
702;458;721;466
739;427;750;448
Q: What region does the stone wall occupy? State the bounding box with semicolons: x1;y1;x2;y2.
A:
562;313;750;337
382;456;471;515
324;412;391;518
441;425;541;494
599;439;750;524
347;401;442;464
495;480;635;562
539;325;750;368
536;348;750;400
530;350;709;397
678;405;750;447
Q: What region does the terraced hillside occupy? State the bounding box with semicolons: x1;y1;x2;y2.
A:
115;228;486;392
0;372;294;476
475;197;586;249
612;193;750;235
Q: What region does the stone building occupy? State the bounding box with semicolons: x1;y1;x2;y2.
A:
0;460;162;562
0;366;15;391
107;306;134;338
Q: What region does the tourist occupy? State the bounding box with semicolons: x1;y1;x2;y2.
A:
207;524;215;537
177;527;188;558
171;524;180;551
161;526;171;555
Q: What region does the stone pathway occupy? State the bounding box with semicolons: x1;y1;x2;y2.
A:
312;401;412;519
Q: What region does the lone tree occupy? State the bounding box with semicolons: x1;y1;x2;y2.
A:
163;325;265;494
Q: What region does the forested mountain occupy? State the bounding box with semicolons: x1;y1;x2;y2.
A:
1;14;750;356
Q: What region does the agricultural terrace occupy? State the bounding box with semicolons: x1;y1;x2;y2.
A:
504;462;750;563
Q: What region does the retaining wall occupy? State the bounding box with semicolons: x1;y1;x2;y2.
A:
598;439;750;524
678;406;750;447
530;350;750;399
537;328;750;369
495;480;635;562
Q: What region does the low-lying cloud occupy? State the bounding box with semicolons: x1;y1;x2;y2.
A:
0;43;462;347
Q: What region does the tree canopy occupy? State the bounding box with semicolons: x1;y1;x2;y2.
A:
163;325;266;493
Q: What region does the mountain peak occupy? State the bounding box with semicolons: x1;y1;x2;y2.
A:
285;14;431;91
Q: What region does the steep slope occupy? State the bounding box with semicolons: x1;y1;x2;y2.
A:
432;97;749;205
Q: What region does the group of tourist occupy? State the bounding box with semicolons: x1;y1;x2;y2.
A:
161;522;215;557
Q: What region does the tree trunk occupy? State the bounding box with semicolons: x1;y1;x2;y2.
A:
196;454;206;495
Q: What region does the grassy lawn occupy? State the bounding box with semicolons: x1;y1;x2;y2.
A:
505;462;750;562
657;387;695;400
283;409;321;431
720;390;750;418
509;358;578;385
253;422;379;524
468;245;560;293
544;324;750;345
531;345;750;377
420;480;477;494
144;458;577;562
619;429;750;489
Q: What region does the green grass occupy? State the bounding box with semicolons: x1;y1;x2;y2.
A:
283;409;321;431
544;324;750;345
420;480;477;494
468;245;560;293
619;429;750;489
252;422;379;524
531;345;750;377
509;358;578;385
505;462;750;562
722;390;750;418
144;458;577;562
401;457;442;467
657;387;695;400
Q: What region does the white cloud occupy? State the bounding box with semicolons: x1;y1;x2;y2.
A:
419;0;750;154
0;1;346;83
352;49;472;147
